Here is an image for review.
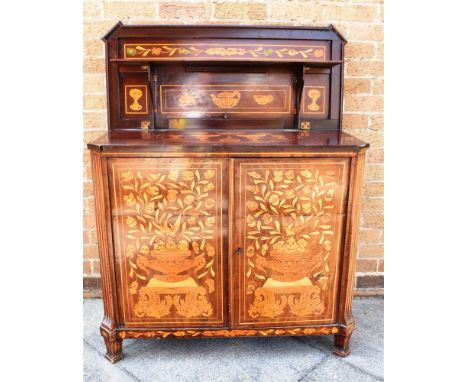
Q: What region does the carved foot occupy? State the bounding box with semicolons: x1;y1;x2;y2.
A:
333;333;352;357
102;333;123;363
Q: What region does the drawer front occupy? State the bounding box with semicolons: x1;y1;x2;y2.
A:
109;158;228;327
232;158;350;327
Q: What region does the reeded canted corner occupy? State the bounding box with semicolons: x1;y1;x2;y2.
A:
88;23;368;363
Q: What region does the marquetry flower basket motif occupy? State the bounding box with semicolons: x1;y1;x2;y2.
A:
243;167;339;319
116;167;220;320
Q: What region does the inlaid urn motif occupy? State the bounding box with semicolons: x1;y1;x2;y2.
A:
176;91;196;106
253;94;274;105
129;88;143;111
256;239;322;282
210;90;241;108
307;88;321;111
137;242;205;283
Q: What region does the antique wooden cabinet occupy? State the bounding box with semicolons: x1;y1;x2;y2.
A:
88;23;368;363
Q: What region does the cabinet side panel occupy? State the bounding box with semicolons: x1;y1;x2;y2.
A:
90;151;120;330
337;149;367;327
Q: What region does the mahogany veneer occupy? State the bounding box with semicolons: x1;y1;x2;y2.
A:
88;23;368;363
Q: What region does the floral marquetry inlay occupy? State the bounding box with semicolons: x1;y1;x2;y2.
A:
160;85;291;114
119;326;339;339
237;160;348;325
110;159;225;326
124;43;327;62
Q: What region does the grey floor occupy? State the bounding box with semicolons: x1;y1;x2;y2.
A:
84;298;383;381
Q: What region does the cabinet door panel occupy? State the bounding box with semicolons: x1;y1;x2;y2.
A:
232;159;349;327
109;158;227;327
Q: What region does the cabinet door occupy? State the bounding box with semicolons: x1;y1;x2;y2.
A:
109;158;228;328
232;158;349;327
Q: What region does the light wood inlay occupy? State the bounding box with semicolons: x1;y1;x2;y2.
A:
108;159;227;327
233;159;349;327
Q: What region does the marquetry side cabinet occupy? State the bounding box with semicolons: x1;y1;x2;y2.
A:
88;23;368;363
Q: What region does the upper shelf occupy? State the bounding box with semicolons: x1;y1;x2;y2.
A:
104;22;346;66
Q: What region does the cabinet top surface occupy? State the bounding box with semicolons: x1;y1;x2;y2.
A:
88;129;368;152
